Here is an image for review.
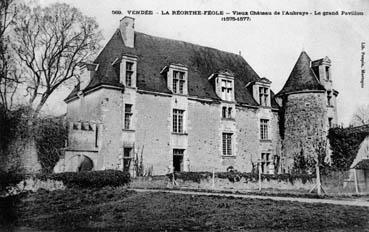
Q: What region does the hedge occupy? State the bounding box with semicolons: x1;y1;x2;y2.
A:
37;170;131;188
0;171;25;193
167;171;314;184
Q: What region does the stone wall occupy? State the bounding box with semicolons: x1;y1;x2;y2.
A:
281;92;327;171
135;93;172;175
187;100;222;172
130;175;316;192
235;106;259;172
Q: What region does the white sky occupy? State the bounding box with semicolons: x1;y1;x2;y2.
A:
40;0;369;126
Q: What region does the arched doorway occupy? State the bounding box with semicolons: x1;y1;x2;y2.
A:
77;155;94;172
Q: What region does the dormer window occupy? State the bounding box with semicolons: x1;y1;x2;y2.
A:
250;77;271;107
173;70;186;94
259;87;269;106
221;80;233;101
119;55;137;88
209;70;235;102
126;61;134;87
325;66;330;80
163;64;188;95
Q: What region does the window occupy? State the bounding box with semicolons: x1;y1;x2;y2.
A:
95;126;99;147
221;79;233;101
327;91;332;106
222;106;227;118
328;117;333;128
222;133;233;156
259;87;269;106
123;147;132;172
222;106;233;119
126;62;134;87
173;149;184;172
260;119;269;140
325;66;330;80
260;153;271;174
124;104;133;129
173;109;184;133
173;71;185;94
228;107;232;118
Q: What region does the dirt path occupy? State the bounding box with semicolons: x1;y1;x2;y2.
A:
132;188;369;208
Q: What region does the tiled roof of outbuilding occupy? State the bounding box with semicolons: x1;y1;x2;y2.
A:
66;30;278;108
276;51;325;96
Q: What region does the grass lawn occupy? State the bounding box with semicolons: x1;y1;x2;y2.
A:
3;187;369;231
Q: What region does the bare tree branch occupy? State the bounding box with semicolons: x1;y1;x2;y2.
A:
350;104;369;126
12;2;103;118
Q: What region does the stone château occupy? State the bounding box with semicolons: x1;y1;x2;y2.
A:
58;17;338;175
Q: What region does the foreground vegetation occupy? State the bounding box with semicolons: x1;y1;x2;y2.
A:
1;187;368;231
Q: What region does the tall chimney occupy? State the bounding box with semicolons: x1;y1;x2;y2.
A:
119;17;135;48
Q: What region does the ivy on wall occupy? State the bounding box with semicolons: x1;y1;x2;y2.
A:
0;105;67;173
328;126;369;171
34;117;67;174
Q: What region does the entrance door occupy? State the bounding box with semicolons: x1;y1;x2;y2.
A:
173;149;184;172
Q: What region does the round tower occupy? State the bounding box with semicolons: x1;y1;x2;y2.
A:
276;51;338;172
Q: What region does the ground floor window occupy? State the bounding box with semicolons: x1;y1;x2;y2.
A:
173;149;184;172
222;133;233;156
260;153;271;174
123;147;133;172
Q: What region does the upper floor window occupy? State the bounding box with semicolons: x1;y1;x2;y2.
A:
173;109;184;133
222;106;233;119
221;80;233;101
260;119;269;140
124;104;133;130
222;133;233;156
259;87;269;106
173;71;186;94
327;91;332;106
328;117;333;128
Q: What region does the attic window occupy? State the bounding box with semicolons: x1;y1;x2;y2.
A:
325;66;330;80
120;55;137;88
126;62;134;87
221;80;233;101
259;87;269;106
173;71;185;94
167;64;188;95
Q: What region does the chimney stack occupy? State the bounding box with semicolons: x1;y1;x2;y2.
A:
119;17;135;48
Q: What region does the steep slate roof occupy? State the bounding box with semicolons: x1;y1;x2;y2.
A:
66;29;278;107
276;51;325;96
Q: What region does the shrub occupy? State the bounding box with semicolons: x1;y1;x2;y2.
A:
37;170;130;188
166;172;212;183
0;170;25;193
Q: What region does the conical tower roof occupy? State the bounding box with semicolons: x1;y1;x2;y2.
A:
276;51;325;96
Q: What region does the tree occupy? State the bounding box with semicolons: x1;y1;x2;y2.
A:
0;0;20;111
12;3;103;119
350;104;369;126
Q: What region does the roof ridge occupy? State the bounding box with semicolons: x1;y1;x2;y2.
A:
134;31;243;59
